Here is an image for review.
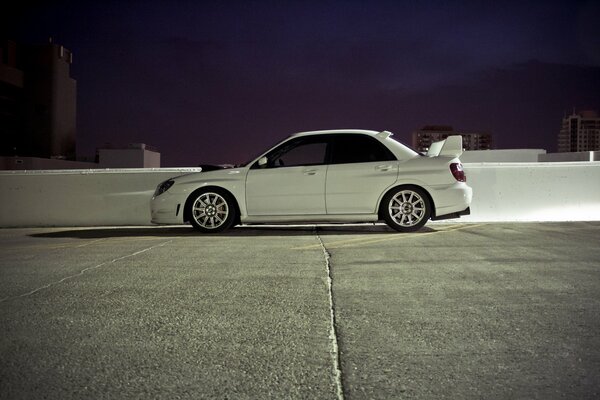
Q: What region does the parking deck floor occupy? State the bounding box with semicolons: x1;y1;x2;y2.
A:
1;222;599;399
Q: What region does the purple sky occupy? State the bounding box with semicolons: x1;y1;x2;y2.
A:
5;0;600;166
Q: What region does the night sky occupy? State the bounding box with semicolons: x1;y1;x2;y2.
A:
4;0;600;166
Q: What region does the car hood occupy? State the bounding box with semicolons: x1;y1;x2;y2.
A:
171;167;247;184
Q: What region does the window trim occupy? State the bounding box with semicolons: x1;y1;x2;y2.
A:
250;132;399;169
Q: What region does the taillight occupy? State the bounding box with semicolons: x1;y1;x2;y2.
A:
450;163;466;182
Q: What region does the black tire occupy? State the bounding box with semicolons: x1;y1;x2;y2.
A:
186;188;237;233
381;186;431;232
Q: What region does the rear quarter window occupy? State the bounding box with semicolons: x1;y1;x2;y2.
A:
331;134;397;164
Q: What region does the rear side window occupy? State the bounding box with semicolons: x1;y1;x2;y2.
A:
331;134;397;164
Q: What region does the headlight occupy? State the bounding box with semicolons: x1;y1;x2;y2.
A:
154;179;174;196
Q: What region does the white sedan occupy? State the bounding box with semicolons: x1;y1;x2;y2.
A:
150;130;472;233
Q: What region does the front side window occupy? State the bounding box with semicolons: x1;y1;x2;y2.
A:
256;136;329;168
331;134;396;164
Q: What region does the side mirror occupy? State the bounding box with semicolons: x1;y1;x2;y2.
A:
258;156;268;167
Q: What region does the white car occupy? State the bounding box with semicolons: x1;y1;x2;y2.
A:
151;130;472;233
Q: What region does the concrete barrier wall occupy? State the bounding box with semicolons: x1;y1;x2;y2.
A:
0;163;599;227
0;168;200;227
461;149;546;163
462;162;600;222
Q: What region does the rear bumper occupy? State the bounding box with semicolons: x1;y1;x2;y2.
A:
432;206;470;221
429;183;472;220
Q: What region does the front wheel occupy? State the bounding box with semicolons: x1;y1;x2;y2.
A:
381;186;431;232
187;189;237;233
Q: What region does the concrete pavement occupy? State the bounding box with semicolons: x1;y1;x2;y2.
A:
321;222;600;399
1;222;599;399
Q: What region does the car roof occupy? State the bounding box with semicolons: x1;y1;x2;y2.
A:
289;129;381;138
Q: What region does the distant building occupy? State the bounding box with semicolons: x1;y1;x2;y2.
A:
412;125;493;152
98;143;160;168
558;110;600;152
0;156;98;170
0;38;77;160
0;143;160;170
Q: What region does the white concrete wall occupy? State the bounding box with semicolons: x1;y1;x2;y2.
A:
461;162;600;222
0;168;200;227
461;149;546;163
0;164;598;227
539;151;599;162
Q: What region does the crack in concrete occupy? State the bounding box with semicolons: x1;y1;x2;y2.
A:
0;240;172;304
316;227;345;400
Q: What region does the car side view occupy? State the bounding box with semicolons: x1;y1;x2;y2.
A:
150;130;472;233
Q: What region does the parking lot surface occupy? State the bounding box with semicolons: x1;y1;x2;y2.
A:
1;222;599;399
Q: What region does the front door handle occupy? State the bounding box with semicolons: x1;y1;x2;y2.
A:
303;169;318;175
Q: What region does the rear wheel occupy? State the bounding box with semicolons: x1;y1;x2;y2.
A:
187;189;236;233
382;186;431;232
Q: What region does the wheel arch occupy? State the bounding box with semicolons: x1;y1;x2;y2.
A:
377;183;437;220
183;185;242;225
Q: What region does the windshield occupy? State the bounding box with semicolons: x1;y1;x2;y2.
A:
238;152;263;168
237;136;291;167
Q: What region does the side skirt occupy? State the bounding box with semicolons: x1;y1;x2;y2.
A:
240;213;379;224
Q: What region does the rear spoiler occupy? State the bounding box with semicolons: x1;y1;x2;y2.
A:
426;135;463;158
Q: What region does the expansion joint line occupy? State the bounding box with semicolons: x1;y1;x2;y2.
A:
0;240;173;304
315;227;345;400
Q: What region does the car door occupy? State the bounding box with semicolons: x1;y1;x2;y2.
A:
326;134;399;214
245;136;329;216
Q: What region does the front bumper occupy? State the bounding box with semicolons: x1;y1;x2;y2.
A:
150;193;185;224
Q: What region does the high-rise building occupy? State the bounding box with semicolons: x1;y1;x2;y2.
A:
558;110;600;152
412;125;493;152
1;38;77;160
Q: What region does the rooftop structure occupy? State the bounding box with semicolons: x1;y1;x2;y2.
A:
98;143;160;168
